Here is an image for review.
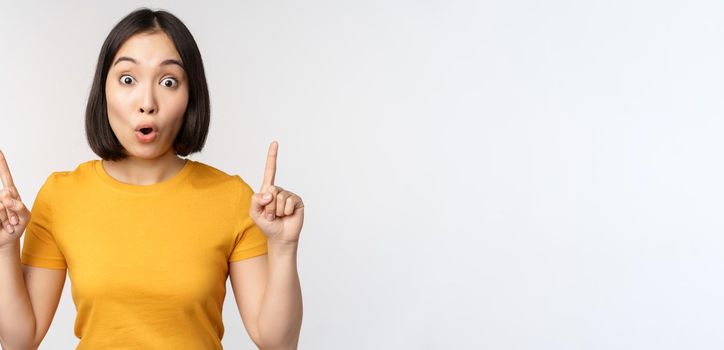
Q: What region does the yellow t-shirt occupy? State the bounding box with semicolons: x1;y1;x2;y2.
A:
20;159;268;349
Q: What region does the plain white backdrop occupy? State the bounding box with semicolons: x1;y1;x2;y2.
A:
1;0;723;349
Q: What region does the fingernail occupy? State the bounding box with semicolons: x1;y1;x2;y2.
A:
5;225;13;234
10;216;17;225
263;193;272;200
266;213;274;220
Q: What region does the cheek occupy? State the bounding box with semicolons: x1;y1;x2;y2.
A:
167;91;189;126
104;84;134;142
172;89;189;114
105;85;127;120
170;98;188;118
105;96;120;125
105;96;125;133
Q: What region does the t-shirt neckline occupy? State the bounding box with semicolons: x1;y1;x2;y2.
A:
93;158;194;195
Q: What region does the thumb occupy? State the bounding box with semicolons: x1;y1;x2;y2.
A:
250;192;273;216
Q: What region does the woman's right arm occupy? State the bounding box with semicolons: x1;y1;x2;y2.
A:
0;241;66;350
0;151;66;349
0;241;37;349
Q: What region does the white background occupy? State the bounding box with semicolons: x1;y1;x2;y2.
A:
1;0;723;349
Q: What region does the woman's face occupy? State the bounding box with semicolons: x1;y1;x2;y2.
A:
105;31;189;160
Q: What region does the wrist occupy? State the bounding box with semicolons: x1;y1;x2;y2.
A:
0;241;20;256
267;239;299;254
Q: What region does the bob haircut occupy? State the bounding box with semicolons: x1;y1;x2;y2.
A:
85;8;210;161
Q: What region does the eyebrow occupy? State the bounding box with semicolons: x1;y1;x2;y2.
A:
112;56;184;69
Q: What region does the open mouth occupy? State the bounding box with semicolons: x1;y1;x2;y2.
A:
135;125;158;143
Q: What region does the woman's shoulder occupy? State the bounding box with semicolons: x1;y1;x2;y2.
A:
42;160;97;186
33;160;97;200
187;159;253;191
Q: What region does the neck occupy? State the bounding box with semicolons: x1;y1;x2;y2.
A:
102;150;187;186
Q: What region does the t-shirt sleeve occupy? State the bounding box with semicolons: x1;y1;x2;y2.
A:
20;173;67;269
229;176;268;262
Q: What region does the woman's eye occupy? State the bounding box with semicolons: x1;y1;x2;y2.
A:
161;77;178;88
119;75;135;85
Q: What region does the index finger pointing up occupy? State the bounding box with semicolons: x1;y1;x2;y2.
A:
0;150;16;191
261;141;278;191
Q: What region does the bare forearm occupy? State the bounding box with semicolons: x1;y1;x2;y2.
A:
0;242;36;349
257;241;303;349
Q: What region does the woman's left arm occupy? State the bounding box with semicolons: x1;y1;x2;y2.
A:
256;241;302;349
243;141;305;349
229;241;302;350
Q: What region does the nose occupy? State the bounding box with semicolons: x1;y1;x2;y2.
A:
139;106;155;114
138;84;157;114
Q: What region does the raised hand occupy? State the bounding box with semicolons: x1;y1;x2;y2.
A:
249;141;304;244
0;150;31;247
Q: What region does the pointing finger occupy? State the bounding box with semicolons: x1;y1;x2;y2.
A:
0;150;16;191
261;141;278;192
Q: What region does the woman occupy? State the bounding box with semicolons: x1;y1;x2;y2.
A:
0;8;303;349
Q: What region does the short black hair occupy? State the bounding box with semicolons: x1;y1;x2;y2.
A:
85;8;210;161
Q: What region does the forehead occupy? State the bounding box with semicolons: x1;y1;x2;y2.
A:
112;31;182;65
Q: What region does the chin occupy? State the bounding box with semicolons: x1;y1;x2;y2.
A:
122;146;167;160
